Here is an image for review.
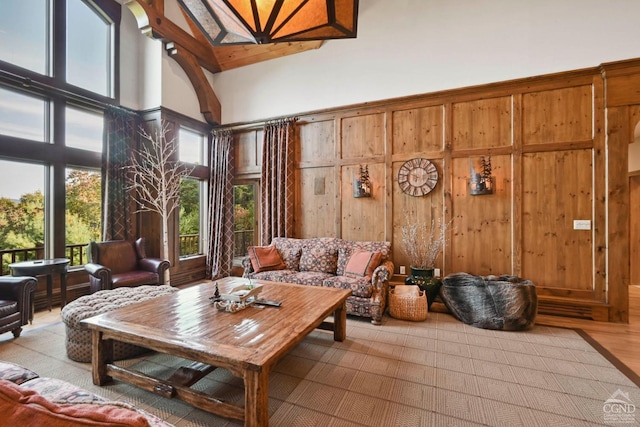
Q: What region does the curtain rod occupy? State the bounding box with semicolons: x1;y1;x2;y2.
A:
214;115;299;132
0;68;135;115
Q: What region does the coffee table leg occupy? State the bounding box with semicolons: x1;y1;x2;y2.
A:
334;302;347;342
244;368;269;427
91;330;113;386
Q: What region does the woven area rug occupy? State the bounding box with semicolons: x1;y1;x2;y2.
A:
1;312;639;426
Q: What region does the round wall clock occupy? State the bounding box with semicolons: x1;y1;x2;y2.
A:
398;158;438;197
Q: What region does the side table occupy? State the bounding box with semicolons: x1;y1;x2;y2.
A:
9;258;70;311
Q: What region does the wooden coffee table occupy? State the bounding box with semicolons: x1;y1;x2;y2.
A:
81;277;351;426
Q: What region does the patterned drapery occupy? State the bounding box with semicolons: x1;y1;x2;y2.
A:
206;129;235;279
261;117;298;244
102;107;138;241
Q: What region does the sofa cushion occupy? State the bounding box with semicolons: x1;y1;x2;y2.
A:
298;238;341;274
344;250;382;280
337;241;391;276
248;245;286;273
252;269;298;282
271;237;304;270
0;361;38;385
284;271;335;286
20;377;108;404
0;379;149;426
322;276;372;298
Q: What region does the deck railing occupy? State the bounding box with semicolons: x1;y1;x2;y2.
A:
0;243;88;275
1;234;242;275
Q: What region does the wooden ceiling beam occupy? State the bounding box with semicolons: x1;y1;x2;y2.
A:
125;0;221;74
166;42;222;125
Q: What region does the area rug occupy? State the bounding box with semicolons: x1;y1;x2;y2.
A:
0;312;639;426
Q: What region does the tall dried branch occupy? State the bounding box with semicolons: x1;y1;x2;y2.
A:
401;210;451;269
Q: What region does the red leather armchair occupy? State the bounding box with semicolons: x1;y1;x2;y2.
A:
84;238;170;293
0;276;37;338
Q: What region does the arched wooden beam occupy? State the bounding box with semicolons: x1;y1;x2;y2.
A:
125;0;221;74
166;42;222;125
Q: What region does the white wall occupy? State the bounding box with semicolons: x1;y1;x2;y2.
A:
119;4;162;111
209;0;640;124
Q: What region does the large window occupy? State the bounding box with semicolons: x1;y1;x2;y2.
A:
65;106;103;152
178;126;207;257
179;178;201;257
233;183;257;258
0;160;46;271
0;0;117;273
0;0;49;75
66;0;112;96
65;168;101;264
0;87;48;142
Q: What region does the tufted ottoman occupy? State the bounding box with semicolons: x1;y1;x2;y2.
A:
61;285;178;362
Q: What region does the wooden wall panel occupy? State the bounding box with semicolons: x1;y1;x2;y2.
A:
231;58;640;321
298;120;335;163
450;155;512;275
391;160;445;270
452;97;512;150
295;167;337;238
234;130;261;175
341;113;385;159
392;106;444;154
522;86;593;145
631;175;640;286
521;150;594;293
341;163;386;242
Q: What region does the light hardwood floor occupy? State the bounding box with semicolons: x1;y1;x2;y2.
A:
19;285;640;376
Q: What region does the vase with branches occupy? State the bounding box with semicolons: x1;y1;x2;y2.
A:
125;121;194;285
401;212;451;308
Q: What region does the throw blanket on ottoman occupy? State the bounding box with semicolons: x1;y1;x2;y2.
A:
61;285;178;362
440;273;537;330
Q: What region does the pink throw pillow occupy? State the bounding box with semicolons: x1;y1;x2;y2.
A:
344;251;382;280
248;245;286;273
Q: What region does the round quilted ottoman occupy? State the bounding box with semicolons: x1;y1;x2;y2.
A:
61;285;178;362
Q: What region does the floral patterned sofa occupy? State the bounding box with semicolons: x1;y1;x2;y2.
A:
242;237;394;324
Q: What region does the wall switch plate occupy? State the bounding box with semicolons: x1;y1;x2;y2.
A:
434;268;441;277
573;220;591;230
399;265;406;275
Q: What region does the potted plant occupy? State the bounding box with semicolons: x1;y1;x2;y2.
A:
401;214;450;308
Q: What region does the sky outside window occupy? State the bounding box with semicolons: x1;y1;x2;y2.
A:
0;0;49;75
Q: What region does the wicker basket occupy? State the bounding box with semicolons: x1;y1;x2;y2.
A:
389;285;428;321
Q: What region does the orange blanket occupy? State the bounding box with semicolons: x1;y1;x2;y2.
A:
0;379;148;427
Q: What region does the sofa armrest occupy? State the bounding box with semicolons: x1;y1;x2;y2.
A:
138;258;170;275
371;260;394;300
0;276;37;325
84;263;111;284
241;256;254;277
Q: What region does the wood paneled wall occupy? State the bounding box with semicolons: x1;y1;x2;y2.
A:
233;58;640;322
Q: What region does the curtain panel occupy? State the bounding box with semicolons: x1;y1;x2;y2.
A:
206;129;235;279
102;107;138;241
261;117;298;244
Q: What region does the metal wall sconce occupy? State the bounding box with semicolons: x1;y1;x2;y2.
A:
469;156;495;195
353;165;372;198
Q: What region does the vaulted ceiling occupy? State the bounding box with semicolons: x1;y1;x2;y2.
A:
125;0;326;124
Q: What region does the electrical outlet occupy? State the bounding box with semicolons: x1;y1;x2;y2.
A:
434;268;441;277
399;265;406;275
573;220;591;230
